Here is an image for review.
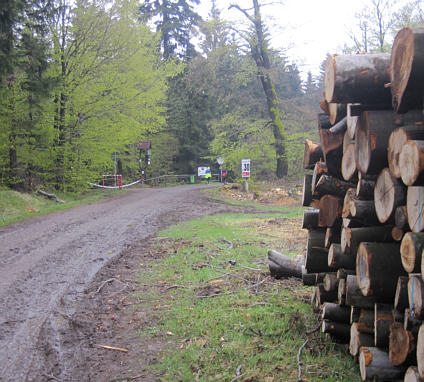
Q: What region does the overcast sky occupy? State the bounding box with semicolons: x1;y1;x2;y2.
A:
196;0;383;78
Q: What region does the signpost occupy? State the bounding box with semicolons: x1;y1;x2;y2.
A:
217;156;224;182
111;152;120;186
241;159;250;192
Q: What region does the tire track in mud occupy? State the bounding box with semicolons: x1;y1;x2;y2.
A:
0;185;234;382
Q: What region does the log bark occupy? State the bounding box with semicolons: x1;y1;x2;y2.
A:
359;347;406;381
304;230;333;273
408;276;424;319
324;53;392;105
321;319;350;340
321;302;351;323
314;175;355;198
303;139;323;169
417;324;424;378
396;206;409;230
400;232;424;273
318;112;332;129
342;188;356;218
325;227;341;249
341;225;394;255
395;276;411;312
350;322;375;357
315;283;338;305
390;27;424;113
388;126;424;179
318;195;343;227
401;140;424;186
328;243;356;270
374;168;406;223
319;129;343;176
356;242;405;302
389;321;416;366
337;268;355;279
268;250;303;279
407;187;424;232
302;208;320;230
337;278;346;305
312;161;328;194
404;366;424;382
356;175;376;200
374;303;395;348
302;271;317;286
302;174;313;207
350;199;378;222
341;143;357;181
346;274;376;309
329;104;347;126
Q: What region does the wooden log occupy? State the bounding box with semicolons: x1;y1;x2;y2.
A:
351;308;375;334
268;250;303;279
316;272;327;284
390;27;424;113
341;225;394;255
302;271;317;286
408;276;424;319
328;243;355;270
351;306;361;323
318;195;343;227
350;322;375;357
374;168;406;224
318;112;332;129
305;230;333;273
311;161;328;194
343;129;354;153
396;206;409;230
401;140;424;186
324;227;341;249
392;226;405;242
328;104;347;126
401;232;424;273
341;143;357;181
303;139;323;170
337;268;355;279
347;103;360;139
323;272;340;292
355;110;424;176
407;187;424;232
396;276;412;312
321;302;351;323
346;274;376;309
302;208;320;230
356;242;405;302
404;366;424;382
356;175;375;200
417;324;424;378
404;308;423;332
324;53;391;105
342;188;356;218
388;126;424;179
342;217;364;228
374;303;395;348
302;174;313;207
337;278;346;305
389;321;416;366
316;283;338;305
319;129;343;176
315;174;355;198
350;199;378;222
359;347;407;381
321;319;350;340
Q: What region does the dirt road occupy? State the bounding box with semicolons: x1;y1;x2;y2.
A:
0;185;232;382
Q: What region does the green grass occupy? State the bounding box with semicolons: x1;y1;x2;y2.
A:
136;213;361;382
0;188;126;227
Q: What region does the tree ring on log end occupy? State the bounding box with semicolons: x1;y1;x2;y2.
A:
407;187;424;232
391;28;415;112
400;232;420;273
388;128;408;178
324;55;336;103
356;243;371;297
400;140;422;186
375;168;395;223
355;112;371;175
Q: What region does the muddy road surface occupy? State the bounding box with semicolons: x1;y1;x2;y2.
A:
0;185;232;382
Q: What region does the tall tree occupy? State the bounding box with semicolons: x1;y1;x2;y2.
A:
229;0;288;178
139;0;201;60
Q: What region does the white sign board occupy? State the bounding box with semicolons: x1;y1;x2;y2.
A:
198;166;208;177
241;159;251;178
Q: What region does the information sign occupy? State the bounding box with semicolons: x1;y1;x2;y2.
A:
241;159;251;178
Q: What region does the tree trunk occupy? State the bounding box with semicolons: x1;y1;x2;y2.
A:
303;139;323;169
302;174;313;207
374;168;406;224
314;175;355;198
321;302;351;323
321;320;350;340
359;347;406;381
407;187;424;232
390;27;424;113
341;225;393;255
356;242;405;302
302;208;320;229
400;140;424;186
318;195;343;227
267;250;303;279
328;243;356;270
395;276;410;312
388;126;424;178
400;232;424;273
324;53;392;105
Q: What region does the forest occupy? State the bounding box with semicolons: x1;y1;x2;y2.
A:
0;0;423;192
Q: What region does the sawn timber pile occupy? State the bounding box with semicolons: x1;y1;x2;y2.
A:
302;27;424;381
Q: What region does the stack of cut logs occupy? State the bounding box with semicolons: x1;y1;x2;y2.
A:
302;27;424;381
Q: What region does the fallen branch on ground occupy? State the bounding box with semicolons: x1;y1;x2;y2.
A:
94;344;128;352
96;278;128;294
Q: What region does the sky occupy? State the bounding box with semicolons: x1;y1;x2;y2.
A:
196;0;374;78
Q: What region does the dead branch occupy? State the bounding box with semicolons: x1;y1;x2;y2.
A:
165;285;186;291
297;338;309;382
222;238;234;250
96;278;127;294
